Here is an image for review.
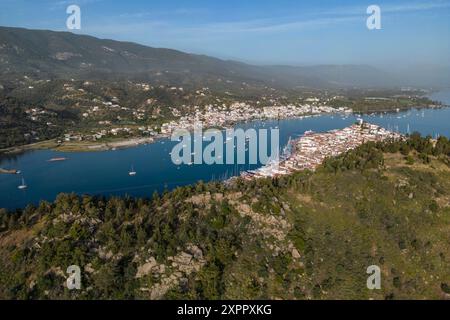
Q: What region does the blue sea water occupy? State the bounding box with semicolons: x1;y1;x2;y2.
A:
1;90;449;210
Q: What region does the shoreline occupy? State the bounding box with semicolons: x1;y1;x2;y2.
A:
0;105;445;156
0;136;169;155
0;111;342;155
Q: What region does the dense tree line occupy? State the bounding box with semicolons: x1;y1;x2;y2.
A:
322;132;450;173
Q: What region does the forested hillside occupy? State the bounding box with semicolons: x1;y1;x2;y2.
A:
1;135;450;300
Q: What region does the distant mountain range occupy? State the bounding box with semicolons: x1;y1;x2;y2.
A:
0;26;448;89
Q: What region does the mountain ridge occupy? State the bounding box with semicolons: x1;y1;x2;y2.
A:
0;26;409;89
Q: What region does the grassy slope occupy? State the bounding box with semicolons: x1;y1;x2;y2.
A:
0;150;449;300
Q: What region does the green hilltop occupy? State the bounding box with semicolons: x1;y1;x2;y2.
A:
1;135;450;300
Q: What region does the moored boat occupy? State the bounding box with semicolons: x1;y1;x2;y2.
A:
129;165;137;176
18;178;27;190
48;157;68;162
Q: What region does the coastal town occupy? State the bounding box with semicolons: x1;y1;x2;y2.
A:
1;5;450;303
240;121;403;180
159;102;352;135
60;99;353;150
2;74;437;154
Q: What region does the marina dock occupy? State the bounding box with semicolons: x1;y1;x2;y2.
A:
0;168;20;175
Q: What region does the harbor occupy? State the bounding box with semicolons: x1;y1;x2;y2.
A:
0;102;449;210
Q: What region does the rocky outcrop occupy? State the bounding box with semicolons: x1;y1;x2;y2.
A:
137;244;206;299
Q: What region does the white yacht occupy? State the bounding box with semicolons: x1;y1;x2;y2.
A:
18;178;27;190
129;165;137;176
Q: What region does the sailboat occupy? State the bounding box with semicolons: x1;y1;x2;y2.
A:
129;165;137;176
18;177;27;190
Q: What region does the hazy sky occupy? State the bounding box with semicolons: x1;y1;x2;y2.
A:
1;0;449;67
